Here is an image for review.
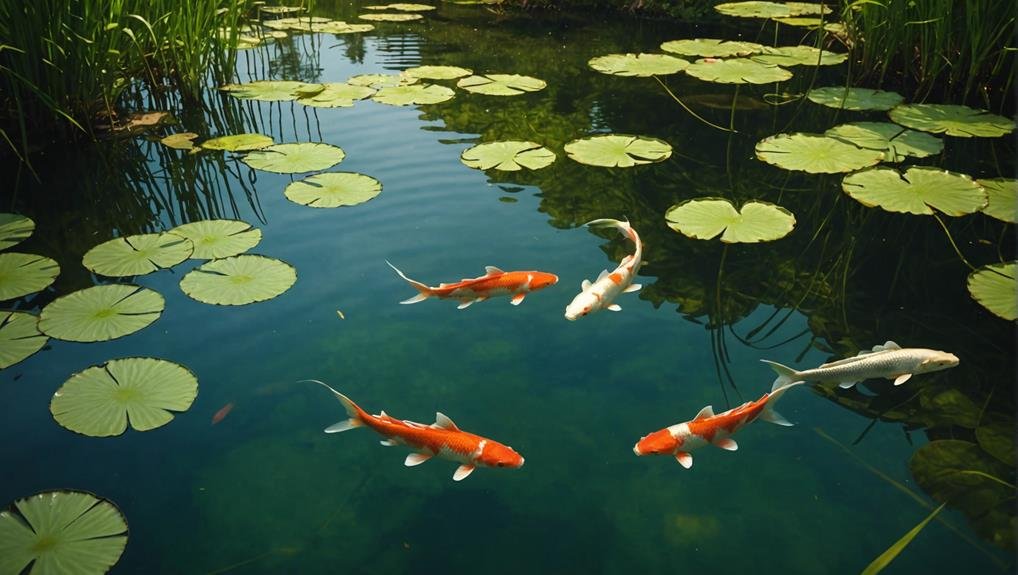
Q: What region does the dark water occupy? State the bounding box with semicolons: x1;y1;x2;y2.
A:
2;3;1015;574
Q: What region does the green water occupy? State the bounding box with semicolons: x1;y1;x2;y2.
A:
2;3;1015;574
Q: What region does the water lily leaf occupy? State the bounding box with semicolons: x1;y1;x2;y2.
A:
404;65;473;80
660;38;765;58
457;74;547;96
755;133;884;173
348;73;418;88
366;3;436;10
842;166;987;216
461;141;556;171
772;16;824;26
170;219;262;260
160;132;198;150
0;311;47;369
715;1;792;17
0;213;34;251
564;134;672;168
200;133;274;151
975;414;1015;465
51;357;198;436
0;490;127;574
358;12;423;21
684;58;793;84
262;16;331;32
82;232;193;277
807;87;904;111
180;255;297;306
311;21;375;33
976;178;1017;223
242;143;345;173
967;262;1016;321
888;104;1015;138
259;5;305;14
0;253;60;301
665;197;795;243
284;172;382;207
297;83;375;108
588;53;689;77
751;45;848;66
39;285;163;342
220;80;324;101
825;122;943;162
372;83;455;106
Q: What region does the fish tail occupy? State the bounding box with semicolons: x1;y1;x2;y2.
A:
761;359;799;390
586;218;640;248
760;381;805;427
300;379;365;433
386;260;431;304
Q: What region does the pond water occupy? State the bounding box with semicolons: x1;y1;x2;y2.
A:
1;2;1015;574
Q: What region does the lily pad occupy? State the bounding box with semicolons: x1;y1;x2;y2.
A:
807;87;904;111
755;133;884;173
461;141;556;171
715;1;830;18
297;83;375;108
220;80;324;101
456;74;547;96
0;490;128;574
0;214;34;251
284;172;382;208
160;132;198;150
358;12;423;21
404;65;473;80
772;16;824;26
842;166;987;216
975;415;1016;465
372;83;455;106
564;134;672;168
752;45;848;66
263;16;330;32
259;5;304;15
660;38;765;58
684;58;793;84
242;143;345;173
311;21;375;34
39;284;163;342
82;232;193;277
825;122;943;162
0;253;60;301
51;357;198;436
170;219;262;260
348;73;418;88
888;104;1015;138
665;198;795;243
367;2;437;10
0;311;47;369
977;178;1017;223
967;262;1016;321
588;53;689;77
180;255;297;306
200;133;274;151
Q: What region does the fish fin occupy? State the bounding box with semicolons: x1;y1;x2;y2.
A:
607;304;622;312
457;298;476;310
675;451;693;469
453;464;475;481
432;412;460;431
400;293;429;305
713;437;738;451
838;380;859;389
380;410;388;417
693;405;714;421
380;439;398;446
485;265;505;275
510;293;526;306
596;269;609;281
405;452;433;467
387;260;431;303
324;419;362;433
623;283;642;293
893;373;912;386
879;340;902;351
301;379;365;425
760;381;804;427
581;279;592;290
760;360;799;389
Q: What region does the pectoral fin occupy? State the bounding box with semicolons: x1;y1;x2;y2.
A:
713;438;738;451
838;380;860;389
607;304;622;312
405;452;433;467
510;293;526;306
581;279;592;290
675;452;693;469
892;373;912;386
453;464;475;481
380;439;398;447
623;283;642;293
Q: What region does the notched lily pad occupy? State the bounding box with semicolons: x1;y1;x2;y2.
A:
665;197;795;243
588;53;689;77
312;21;375;33
83;232;193;277
807;87;904;111
715;1;830;18
170;219;262;260
348;73;418;88
684;58;793;84
660;38;765;58
180;254;297;306
201;133;274;151
297;82;375;108
242;143;346;173
284;172;382;208
220;80;325;101
457;74;547;96
405;65;473;80
825;122;943;162
889;104;1015;138
0;214;34;251
755;133;884;173
976;178;1017;223
0;253;60;301
967;262;1016;321
358;12;423;21
160;132;198;150
39;284;163;342
0;311;47;369
842;166;987;216
372;83;455;106
751;45;848;66
461;141;556;171
564;134;672;168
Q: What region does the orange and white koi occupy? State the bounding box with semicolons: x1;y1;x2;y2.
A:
386;261;558;309
306;379;524;481
633;380;804;468
565;218;642;320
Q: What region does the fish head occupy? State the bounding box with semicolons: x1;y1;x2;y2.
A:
917;350;960;373
529;272;559;291
633;428;680;456
564;292;597;321
478;440;525;469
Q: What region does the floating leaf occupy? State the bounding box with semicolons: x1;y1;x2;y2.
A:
0;253;60;301
755;133;884;173
825;122;943;162
457;74;547;96
201;133;274;151
242;143;345;173
297;82;375;108
259;5;305;15
461;141;556;171
0;490;128;574
967;262;1016;321
660;38;765;58
284;172;382;208
807;87;904;111
82;232;193;277
0;214;34;251
39;285;163;342
715;1;829;18
170;219;262;260
367;2;437;10
180;255;296;306
564;134;672;168
751;45;847;66
311;21;375;33
358;12;423;21
977;178;1017;223
842;166;987;216
976;414;1016;465
372;83;455;106
404;65;473;80
220;80;324;101
160;132;198;150
665;198;795;243
861;503;946;575
684;58;792;84
0;311;47;369
348;73;418;88
888;104;1015;138
51;357;198;436
772;16;824;26
262;16;331;31
588;53;689;77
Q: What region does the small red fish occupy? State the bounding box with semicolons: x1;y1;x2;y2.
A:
211;402;235;425
386;261;558;309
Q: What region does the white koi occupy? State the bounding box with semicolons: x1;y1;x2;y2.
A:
761;341;959;389
565;218;643;320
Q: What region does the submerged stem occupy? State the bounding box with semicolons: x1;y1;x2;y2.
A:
652;75;736;133
931;212;977;271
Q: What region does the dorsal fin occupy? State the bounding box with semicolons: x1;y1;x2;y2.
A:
485;266;505;275
380;410;389;417
693;405;714;421
596;269;609;281
877;341;901;351
432;412;460;431
581;279;592;290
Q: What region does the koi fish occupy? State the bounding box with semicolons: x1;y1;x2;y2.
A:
633;381;804;468
306;379;524;481
386;261;558;309
565;218;642;320
211;402;235;425
762;341;959;389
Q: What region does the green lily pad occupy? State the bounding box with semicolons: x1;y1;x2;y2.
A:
297;83;375;108
0;253;60;301
367;2;437;10
807;87;904;111
888;104;1016;138
842;166;987;216
967;262;1016;321
456;74;547;96
752;45;847;66
39;284;163;342
0;490;128;574
977;178;1017;223
975;414;1016;465
262;16;331;31
220;80;324;101
825;122;943;162
461;141;556;171
755;133;884;173
180;255;297;306
0;311;47;369
259;6;304;15
200;133;274;151
242;143;345;173
311;21;375;34
684;58;793;84
660;38;765;58
284;172;382;208
588;53;689;77
772;16;824;26
82;232;193;277
372;83;455;106
160;132;198;150
348;73;418;88
0;214;34;251
51;357;198;436
564;134;672;168
715;1;829;18
665;198;795;243
358;12;423;21
170;219;262;260
404;65;473;80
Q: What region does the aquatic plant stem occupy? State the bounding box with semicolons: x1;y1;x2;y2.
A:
931;212;977;271
652;75;736;133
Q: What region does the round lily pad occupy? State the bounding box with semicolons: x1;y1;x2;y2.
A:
825;122;943;162
660;38;765;58
242;143;345;173
752;45;847;66
372;83;455;106
888;104;1016;138
180;254;296;306
259;5;304;14
358;12;423;21
842;166;987;216
348;73;418;88
772;16;823;26
404;65;473;80
200;133;274;151
665;197;795;243
0;214;34;251
807;87;904;111
715;1;792;17
160;132;198;150
755;133;884;173
284;172;382;208
461;141;556;171
51;357;198;436
82;232;193;277
170;219;262;260
368;2;436;10
977;178;1017;223
684;58;793;84
967;262;1016;321
0;311;47;369
220;80;324;101
297;82;375;108
565;134;671;168
0;253;60;301
588;53;689;77
456;74;547;96
0;490;128;574
311;21;375;34
263;16;331;31
39;284;163;342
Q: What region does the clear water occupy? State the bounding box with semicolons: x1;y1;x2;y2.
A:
2;3;1014;574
